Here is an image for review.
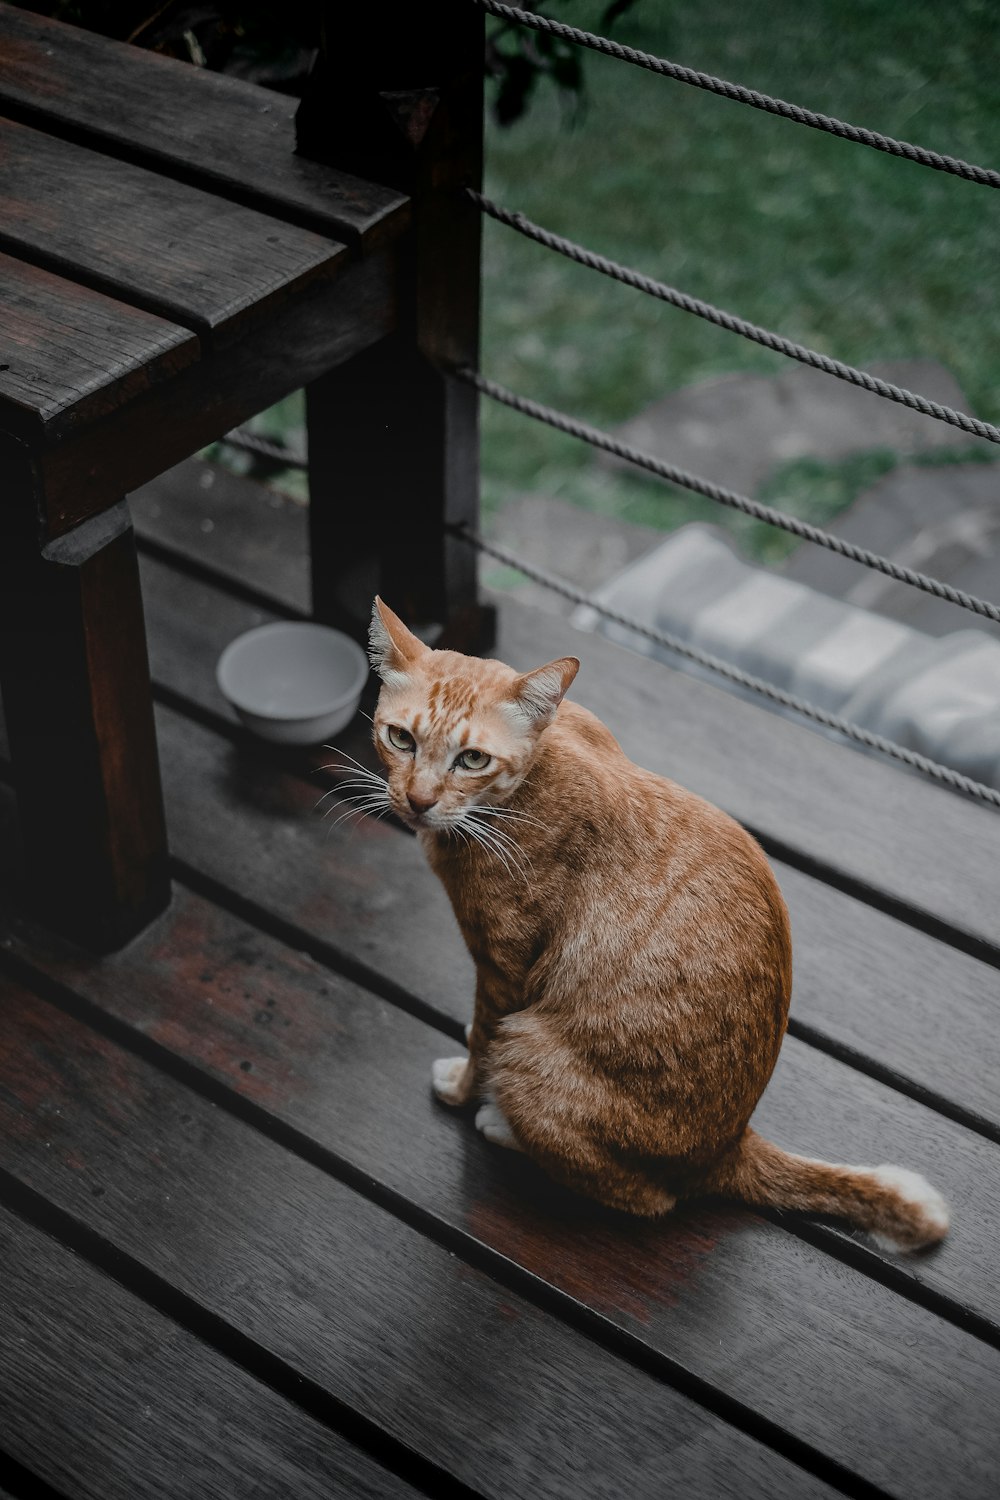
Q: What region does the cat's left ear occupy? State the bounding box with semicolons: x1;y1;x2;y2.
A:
511;656;579;726
369;597;427;684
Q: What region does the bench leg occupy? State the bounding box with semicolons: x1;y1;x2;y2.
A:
0;498;169;951
307;337;496;653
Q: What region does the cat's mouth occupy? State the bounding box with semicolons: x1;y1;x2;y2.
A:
396;802;442;832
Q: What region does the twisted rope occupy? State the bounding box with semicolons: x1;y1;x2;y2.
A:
470;191;1000;449
475;0;1000;190
453;522;1000;809
457;367;1000;624
223;428;307;467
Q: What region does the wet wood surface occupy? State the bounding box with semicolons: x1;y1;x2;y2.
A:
0;974;837;1500
0;252;198;444
0;1204;420;1500
1;456;998;1497
0;117;347;348
0;869;997;1499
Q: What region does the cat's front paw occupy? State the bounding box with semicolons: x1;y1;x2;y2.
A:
432;1056;473;1107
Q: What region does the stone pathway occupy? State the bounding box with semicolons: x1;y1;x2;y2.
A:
485;359;999;633
602;359;990;492
783;461;1000;640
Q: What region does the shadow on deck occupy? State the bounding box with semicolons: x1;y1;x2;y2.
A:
0;457;998;1500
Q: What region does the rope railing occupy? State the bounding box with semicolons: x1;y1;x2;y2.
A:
450;521;1000;810
469;190;1000;450
475;0;1000;190
456;367;1000;625
222;428;304;465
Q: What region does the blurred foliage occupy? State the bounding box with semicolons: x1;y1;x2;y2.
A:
485;0;641;125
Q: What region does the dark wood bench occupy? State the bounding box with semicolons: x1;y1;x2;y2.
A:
0;0;488;951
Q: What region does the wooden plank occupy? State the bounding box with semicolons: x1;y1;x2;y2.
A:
4;882;999;1498
776;861;1000;1136
0;978;835;1500
129;461;1000;955
0;2;409;250
0;1202;419;1500
0;253;198;444
0;117;347;348
36;248;394;539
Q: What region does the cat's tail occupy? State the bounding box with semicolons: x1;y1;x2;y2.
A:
703;1128;949;1253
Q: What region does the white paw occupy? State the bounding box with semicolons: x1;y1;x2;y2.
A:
475;1101;523;1151
869;1164;950;1252
432;1056;469;1106
464;1022;472;1042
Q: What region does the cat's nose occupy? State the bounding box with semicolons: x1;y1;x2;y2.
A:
407;792;438;815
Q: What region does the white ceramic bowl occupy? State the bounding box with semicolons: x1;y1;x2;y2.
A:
216;621;369;745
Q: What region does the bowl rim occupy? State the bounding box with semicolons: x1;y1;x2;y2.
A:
216;621;369;721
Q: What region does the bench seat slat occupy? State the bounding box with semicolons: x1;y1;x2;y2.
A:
0;116;347;347
0;1;409;249
0;252;198;443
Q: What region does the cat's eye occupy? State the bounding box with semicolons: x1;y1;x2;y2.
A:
386;725;415;752
455;748;491;771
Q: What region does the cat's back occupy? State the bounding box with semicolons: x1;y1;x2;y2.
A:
539;698;789;960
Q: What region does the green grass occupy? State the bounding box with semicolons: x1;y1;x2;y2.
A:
223;0;1000;561
478;0;1000;554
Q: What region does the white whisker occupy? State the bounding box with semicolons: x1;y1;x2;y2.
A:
473;804;546;831
481;821;534;878
323;790;390;816
462;811;531;882
319;768;385;787
314;781;376;811
314;769;388;811
319;747;382;777
461;818;513;877
326;795;391;832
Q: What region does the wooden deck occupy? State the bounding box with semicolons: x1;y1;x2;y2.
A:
1;456;999;1499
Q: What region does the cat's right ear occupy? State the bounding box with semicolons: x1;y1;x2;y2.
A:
369;597;427;685
510;656;579;727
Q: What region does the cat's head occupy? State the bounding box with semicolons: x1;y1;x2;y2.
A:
369;597;578;833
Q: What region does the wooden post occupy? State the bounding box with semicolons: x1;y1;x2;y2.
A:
0;437;169;951
297;0;495;653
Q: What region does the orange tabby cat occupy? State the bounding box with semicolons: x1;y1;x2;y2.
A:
367;597;948;1252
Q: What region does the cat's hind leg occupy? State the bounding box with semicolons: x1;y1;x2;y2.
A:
475;1096;524;1151
490;1011;677;1216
